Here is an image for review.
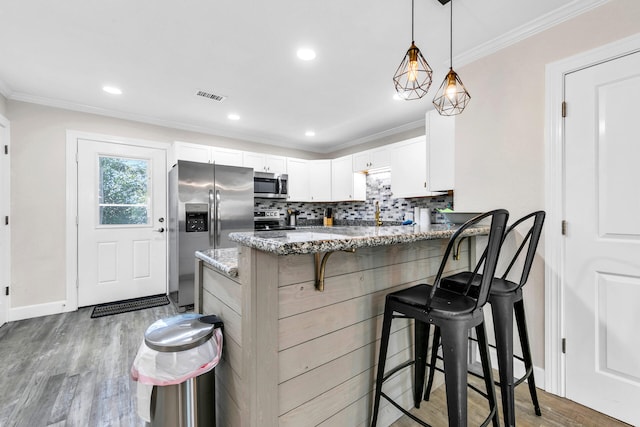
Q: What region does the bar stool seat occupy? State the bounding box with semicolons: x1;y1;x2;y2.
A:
370;209;509;427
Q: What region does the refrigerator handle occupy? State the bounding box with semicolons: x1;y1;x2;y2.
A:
215;189;221;247
209;189;215;247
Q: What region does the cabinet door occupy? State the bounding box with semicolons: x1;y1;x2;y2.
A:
212;147;243;167
265;155;287;174
426;110;455;191
286;158;310;201
390;137;428;198
370;146;391;170
172;142;212;165
352;151;371;172
332;155;365;201
308;160;332;202
243;152;266;172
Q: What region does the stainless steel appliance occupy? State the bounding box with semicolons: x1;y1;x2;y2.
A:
169;160;254;307
254;209;295;231
254;171;288;199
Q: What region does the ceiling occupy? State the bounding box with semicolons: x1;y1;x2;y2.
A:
0;0;606;153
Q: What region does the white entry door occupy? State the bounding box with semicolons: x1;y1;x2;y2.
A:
77;139;167;307
564;51;640;426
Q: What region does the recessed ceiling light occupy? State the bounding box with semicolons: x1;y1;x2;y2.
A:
103;86;122;95
305;130;316;137
297;48;316;61
228;113;240;120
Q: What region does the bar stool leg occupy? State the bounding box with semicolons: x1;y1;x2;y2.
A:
514;300;542;416
491;294;516;427
423;326;440;401
439;322;471;427
476;323;500;427
414;320;431;408
371;305;394;427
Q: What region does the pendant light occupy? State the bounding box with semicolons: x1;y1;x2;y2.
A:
433;0;470;115
393;0;433;100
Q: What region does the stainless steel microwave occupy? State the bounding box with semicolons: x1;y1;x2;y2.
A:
254;171;288;199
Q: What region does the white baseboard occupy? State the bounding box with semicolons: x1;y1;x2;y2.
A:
9;300;75;321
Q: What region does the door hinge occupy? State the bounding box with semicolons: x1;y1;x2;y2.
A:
4;286;8;296
561;101;567;118
3;145;7;155
561;220;567;235
562;338;566;354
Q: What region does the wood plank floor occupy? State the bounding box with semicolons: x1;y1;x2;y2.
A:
391;372;632;427
1;305;631;427
0;304;177;427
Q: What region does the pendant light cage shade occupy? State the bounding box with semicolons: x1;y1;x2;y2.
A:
433;68;470;116
393;42;433;100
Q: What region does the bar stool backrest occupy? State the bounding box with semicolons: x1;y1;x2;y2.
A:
499;210;546;291
427;209;509;311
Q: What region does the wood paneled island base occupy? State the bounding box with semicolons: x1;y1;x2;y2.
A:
195;226;483;426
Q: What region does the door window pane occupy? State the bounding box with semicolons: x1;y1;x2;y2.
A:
99;156;151;225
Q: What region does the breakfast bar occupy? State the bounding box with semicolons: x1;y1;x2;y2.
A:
194;224;487;427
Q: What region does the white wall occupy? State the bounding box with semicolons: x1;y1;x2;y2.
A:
0;93;6;116
452;0;640;367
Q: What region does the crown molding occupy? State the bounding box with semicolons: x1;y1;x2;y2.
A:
0;78;12;99
454;0;610;68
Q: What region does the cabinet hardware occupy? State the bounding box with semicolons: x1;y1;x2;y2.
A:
4;216;7;225
561;220;567;235
3;145;7;155
4;286;8;296
562;101;567;118
562;338;566;354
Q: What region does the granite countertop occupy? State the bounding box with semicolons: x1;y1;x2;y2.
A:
228;224;489;256
195;247;238;277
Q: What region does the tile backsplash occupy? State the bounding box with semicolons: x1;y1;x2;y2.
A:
254;171;453;226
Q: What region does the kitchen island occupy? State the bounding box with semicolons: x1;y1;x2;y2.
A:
194;224;487;427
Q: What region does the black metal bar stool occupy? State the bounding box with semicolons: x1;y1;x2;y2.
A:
425;211;545;426
370;209;508;427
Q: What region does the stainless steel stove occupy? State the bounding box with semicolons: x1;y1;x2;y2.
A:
254;209;295;231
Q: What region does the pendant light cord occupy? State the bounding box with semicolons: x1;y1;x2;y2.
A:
449;0;453;68
411;0;415;42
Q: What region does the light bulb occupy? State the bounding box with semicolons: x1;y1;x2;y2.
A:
445;73;457;101
408;60;419;82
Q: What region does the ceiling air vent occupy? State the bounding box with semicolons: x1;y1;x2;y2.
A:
196;90;227;102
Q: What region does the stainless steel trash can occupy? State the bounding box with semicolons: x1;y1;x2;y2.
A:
144;314;223;427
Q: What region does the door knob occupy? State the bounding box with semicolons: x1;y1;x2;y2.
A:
153;227;165;233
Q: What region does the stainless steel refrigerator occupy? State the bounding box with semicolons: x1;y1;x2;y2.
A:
168;160;254;308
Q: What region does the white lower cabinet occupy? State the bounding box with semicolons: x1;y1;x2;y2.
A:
331;155;366;201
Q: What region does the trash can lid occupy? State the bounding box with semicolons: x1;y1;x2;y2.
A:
144;314;215;352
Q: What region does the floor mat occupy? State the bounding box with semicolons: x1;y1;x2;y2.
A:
91;294;170;318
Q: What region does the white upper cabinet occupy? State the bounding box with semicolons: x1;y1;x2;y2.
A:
425;109;455;191
308;160;332;202
332;155;366;201
286;157;310;201
389;111;454;198
170;141;211;167
352;146;391;172
211;147;243;167
170;141;243;168
243;152;287;174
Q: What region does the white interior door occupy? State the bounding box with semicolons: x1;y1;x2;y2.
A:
0;117;9;326
564;51;640;426
78;139;167;307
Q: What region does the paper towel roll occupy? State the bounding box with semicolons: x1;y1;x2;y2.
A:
414;207;421;224
420;208;430;227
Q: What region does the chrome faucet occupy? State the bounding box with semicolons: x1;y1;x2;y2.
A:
375;201;383;226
